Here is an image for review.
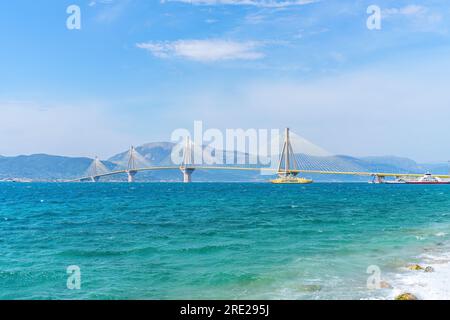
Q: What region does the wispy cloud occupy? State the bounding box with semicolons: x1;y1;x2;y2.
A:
164;56;450;161
383;5;427;17
137;40;265;61
160;0;318;8
89;0;116;6
93;0;130;23
382;4;445;33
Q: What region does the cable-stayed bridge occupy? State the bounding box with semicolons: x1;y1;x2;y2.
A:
69;128;450;183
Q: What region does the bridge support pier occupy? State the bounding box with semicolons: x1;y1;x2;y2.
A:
90;176;100;183
372;175;385;184
180;167;195;183
127;170;137;183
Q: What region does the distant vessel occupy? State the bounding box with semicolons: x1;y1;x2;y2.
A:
271;176;313;184
388;173;450;185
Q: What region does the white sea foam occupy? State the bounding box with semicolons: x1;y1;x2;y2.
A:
388;251;450;300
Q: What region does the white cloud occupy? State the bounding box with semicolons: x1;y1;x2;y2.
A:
160;0;318;8
137;40;264;61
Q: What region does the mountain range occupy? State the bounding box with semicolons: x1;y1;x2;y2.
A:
0;142;448;182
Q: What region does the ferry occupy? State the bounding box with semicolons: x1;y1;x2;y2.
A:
389;173;450;185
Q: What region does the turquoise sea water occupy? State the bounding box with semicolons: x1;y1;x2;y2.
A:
1;182;450;300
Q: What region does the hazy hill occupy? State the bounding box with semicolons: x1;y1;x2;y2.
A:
0;154;93;181
361;156;449;175
108;142;175;166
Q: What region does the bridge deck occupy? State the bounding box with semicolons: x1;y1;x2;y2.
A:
68;166;450;182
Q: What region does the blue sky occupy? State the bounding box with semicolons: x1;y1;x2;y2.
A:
0;0;450;162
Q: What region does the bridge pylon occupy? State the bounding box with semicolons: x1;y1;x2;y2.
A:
271;128;313;184
277;128;300;178
88;156;106;183
371;174;386;184
127;146;139;183
180;137;195;183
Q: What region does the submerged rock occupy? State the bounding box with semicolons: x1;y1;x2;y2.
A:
380;281;393;289
407;264;424;271
424;266;435;273
395;293;418;301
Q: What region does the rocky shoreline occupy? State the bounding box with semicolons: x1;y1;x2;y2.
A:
387;250;450;300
